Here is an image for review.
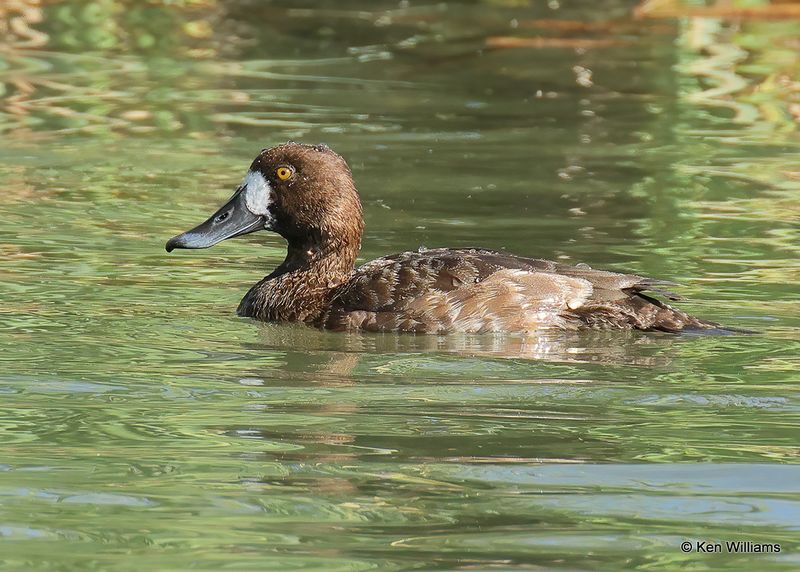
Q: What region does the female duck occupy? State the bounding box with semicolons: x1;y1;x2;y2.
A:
166;142;723;333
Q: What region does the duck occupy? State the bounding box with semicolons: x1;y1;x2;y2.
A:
165;142;729;334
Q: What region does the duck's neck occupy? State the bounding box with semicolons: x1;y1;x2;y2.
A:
237;234;360;322
274;234;360;282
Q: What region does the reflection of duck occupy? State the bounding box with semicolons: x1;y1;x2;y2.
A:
247;323;679;369
166;142;731;334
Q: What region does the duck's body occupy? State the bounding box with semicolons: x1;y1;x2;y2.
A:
166;143;725;334
238;247;715;333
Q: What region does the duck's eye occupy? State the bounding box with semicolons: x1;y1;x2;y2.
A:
276;167;293;181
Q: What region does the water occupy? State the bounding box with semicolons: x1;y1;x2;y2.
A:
1;1;799;570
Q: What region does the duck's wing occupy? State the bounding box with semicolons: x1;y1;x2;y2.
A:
319;247;717;333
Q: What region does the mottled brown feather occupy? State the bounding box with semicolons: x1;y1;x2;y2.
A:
311;247;720;333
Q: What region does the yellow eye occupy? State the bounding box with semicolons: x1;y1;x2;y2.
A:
276;166;293;181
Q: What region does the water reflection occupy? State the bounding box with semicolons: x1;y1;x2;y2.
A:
249;322;679;367
4;0;797;143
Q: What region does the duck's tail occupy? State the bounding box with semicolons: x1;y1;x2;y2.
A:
573;292;753;334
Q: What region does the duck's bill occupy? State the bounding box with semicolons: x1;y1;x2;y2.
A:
165;188;266;252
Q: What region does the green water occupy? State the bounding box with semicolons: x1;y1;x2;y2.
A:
1;1;799;570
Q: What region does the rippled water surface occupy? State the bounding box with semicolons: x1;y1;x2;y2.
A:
1;1;799;570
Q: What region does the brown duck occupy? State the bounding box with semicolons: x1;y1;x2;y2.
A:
166;142;729;334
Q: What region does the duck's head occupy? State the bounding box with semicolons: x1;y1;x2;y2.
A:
166;142;363;257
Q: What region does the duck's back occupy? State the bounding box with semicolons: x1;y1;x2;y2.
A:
317;248;718;333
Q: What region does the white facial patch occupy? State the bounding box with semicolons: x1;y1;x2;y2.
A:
241;170;275;225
